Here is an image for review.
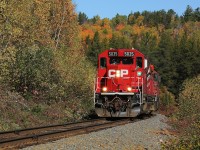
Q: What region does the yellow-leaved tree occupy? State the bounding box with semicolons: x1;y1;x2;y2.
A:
0;0;95;111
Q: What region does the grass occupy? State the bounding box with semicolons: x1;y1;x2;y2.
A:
0;85;92;131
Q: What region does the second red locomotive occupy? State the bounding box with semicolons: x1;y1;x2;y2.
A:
94;48;160;117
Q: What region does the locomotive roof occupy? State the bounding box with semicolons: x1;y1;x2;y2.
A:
99;49;145;57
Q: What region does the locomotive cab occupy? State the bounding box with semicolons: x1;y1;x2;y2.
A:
94;49;159;117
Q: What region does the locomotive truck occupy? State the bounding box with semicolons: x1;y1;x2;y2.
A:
94;48;160;117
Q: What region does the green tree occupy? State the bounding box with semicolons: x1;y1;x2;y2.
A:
87;31;101;66
140;32;155;54
174;29;200;93
109;33;131;49
183;5;194;22
78;12;88;25
111;14;127;28
194;7;200;21
127;12;135;25
101;38;109;52
90;15;101;24
166;9;176;28
149;30;177;94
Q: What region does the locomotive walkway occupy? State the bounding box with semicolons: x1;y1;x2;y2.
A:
0;116;151;149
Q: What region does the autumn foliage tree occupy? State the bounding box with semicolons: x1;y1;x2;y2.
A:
0;0;95;106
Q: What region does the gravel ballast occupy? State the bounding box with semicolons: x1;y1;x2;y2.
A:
22;114;172;150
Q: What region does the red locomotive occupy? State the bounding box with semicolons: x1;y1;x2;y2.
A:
94;48;160;117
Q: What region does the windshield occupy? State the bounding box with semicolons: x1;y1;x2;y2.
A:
110;57;133;65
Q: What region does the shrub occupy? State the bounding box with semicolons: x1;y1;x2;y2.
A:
163;75;200;149
177;75;200;119
158;86;177;116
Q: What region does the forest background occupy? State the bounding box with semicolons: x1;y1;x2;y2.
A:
0;0;199;149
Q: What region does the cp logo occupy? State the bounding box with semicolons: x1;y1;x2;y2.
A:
108;70;128;77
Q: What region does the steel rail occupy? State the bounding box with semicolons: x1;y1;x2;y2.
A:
0;114;155;149
0;118;106;142
0;118;130;149
0;118;103;135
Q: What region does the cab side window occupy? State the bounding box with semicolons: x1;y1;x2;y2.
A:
136;57;143;68
100;58;106;68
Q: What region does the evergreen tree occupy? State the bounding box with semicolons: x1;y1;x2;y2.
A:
183;5;194;22
128;12;135;25
174;31;200;91
140;31;158;55
87;31;101;66
133;11;141;19
109;33;131;49
166;9;176;28
90;15;101;24
111;14;127;27
101;38;109;52
150;30;177;94
194;7;200;21
109;34;122;48
78;12;88;25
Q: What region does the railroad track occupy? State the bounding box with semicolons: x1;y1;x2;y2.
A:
0;114;154;149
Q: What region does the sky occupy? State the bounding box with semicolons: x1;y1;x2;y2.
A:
72;0;200;19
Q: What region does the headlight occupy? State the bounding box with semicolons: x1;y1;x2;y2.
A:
137;71;142;76
116;70;120;77
127;87;132;92
102;87;107;92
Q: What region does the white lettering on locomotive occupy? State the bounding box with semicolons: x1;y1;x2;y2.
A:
108;52;118;56
124;52;134;56
108;69;128;77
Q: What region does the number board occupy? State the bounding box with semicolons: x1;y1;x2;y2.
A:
108;52;118;57
124;52;134;57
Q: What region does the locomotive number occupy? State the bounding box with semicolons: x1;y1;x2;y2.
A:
124;52;134;57
108;69;128;77
108;52;118;57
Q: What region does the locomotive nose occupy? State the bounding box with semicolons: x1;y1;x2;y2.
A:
106;65;132;92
